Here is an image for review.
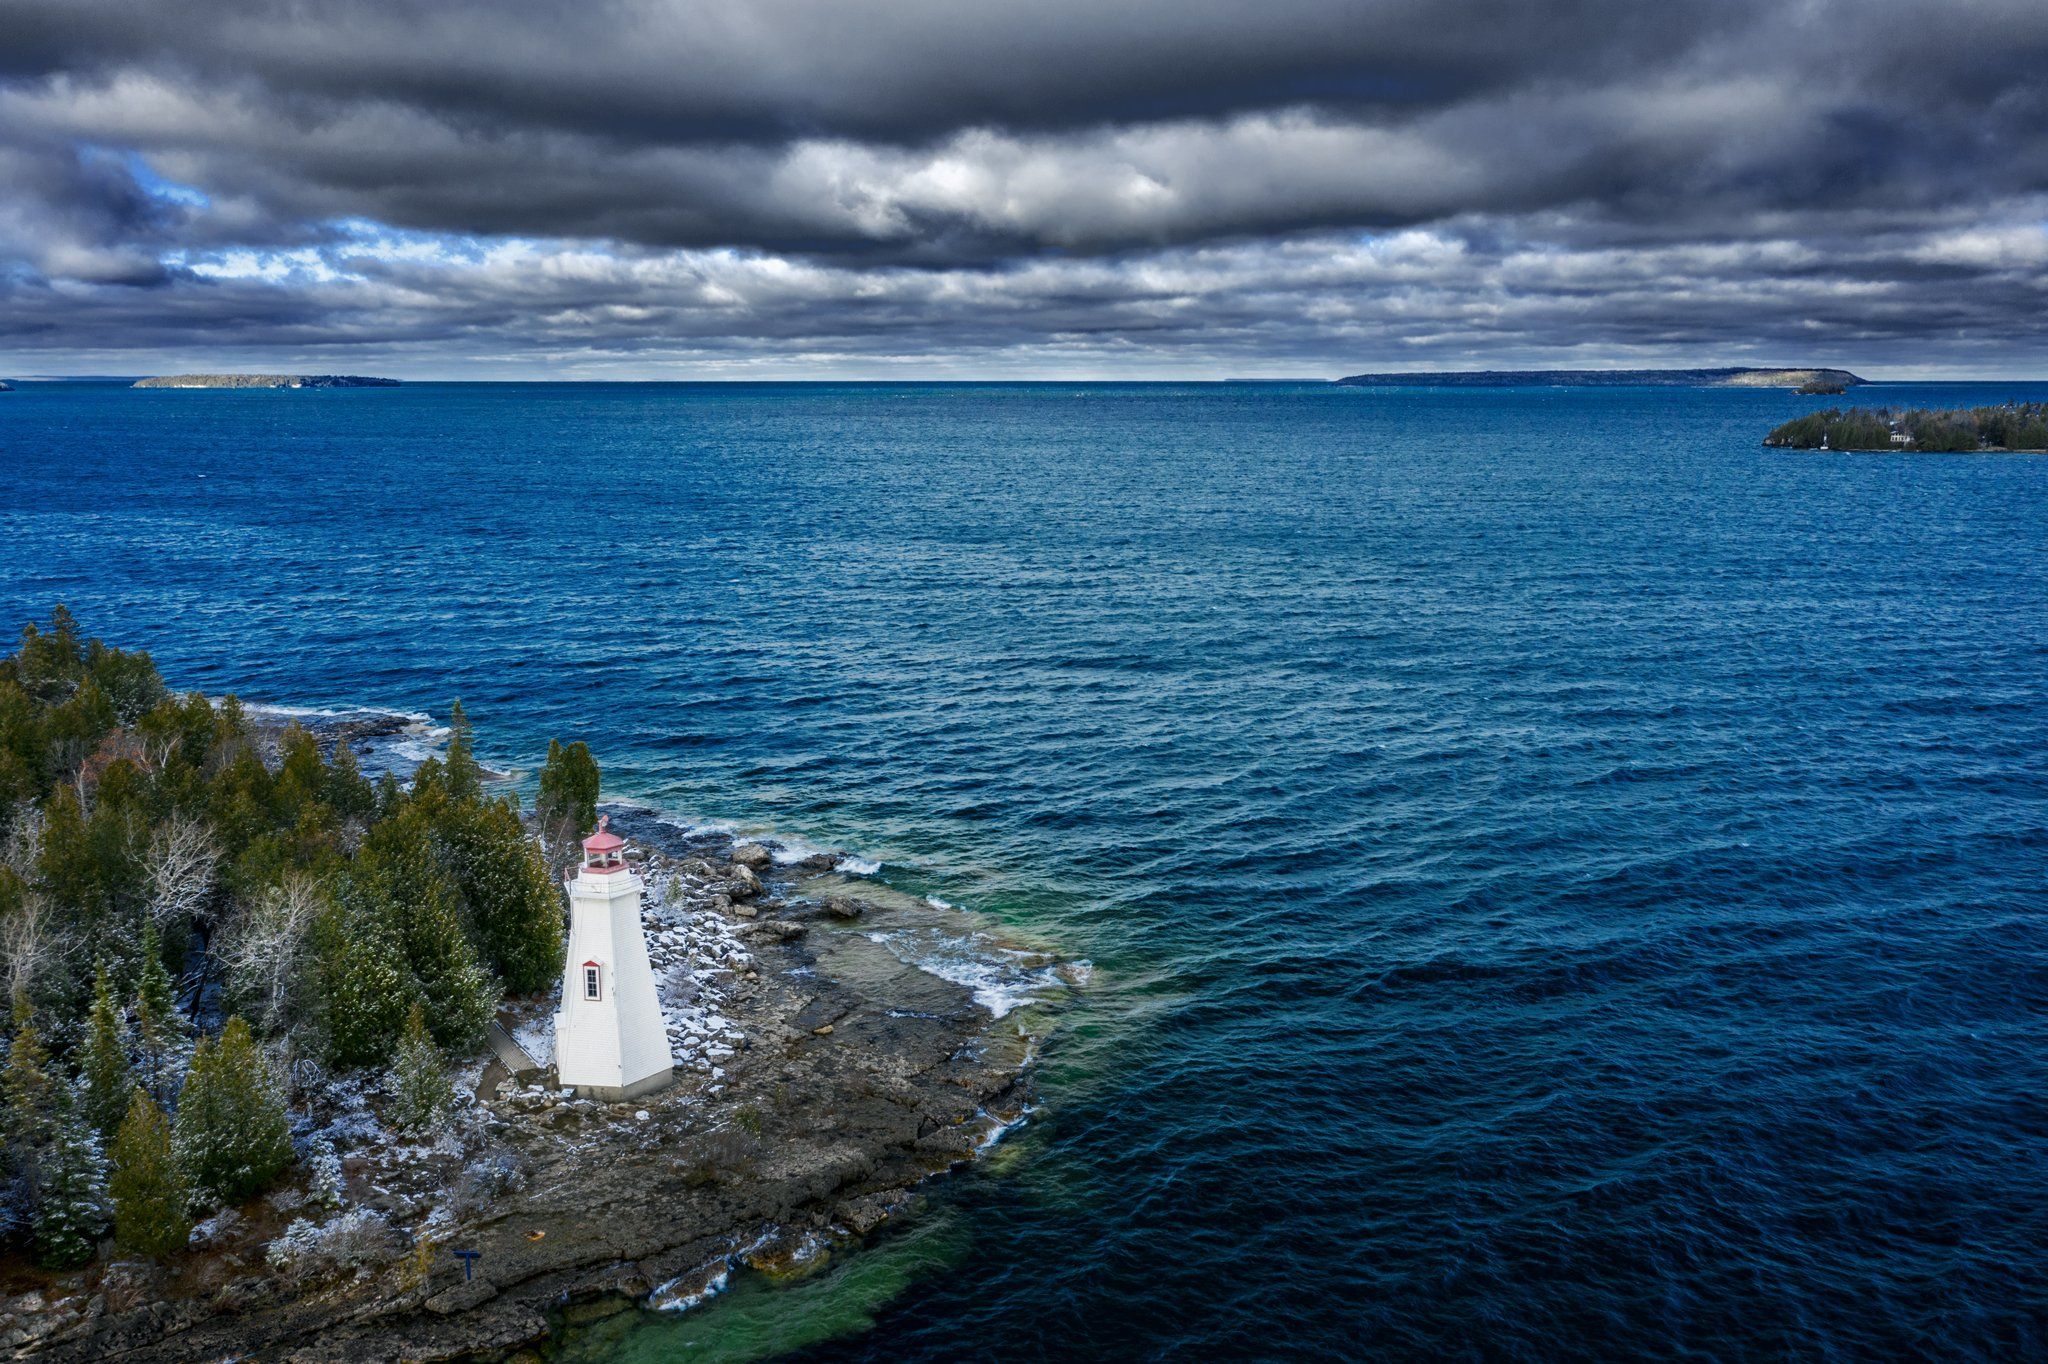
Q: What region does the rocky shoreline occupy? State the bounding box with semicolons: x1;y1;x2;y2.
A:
3;757;1050;1360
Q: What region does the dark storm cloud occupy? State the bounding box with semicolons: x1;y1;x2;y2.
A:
2;0;2047;372
0;0;1739;142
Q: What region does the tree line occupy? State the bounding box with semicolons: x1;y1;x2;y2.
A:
1765;402;2048;451
0;609;602;1269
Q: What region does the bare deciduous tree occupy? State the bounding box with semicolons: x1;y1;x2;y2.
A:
1;812;55;1004
144;815;220;929
1;891;56;1007
216;873;325;1035
2;807;44;879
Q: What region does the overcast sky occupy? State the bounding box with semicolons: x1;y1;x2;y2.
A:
4;0;2048;378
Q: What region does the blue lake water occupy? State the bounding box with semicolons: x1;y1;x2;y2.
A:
3;381;2045;1359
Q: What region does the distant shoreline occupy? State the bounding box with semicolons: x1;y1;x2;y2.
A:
132;374;400;389
1335;366;1864;390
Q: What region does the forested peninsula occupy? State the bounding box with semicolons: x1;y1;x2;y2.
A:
1764;403;2048;452
1335;366;1864;389
0;611;1041;1362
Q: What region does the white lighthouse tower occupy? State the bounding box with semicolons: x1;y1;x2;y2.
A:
553;816;674;1101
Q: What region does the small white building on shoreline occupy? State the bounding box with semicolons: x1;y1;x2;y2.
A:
553;817;675;1101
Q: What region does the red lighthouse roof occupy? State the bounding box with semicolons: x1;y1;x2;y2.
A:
579;814;627;874
583;815;624;856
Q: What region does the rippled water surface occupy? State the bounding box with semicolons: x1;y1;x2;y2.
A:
4;381;2046;1359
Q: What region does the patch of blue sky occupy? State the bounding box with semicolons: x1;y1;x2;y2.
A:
116;150;211;208
175;246;339;282
332;218;533;265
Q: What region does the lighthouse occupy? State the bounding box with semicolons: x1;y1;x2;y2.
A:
553;816;674;1101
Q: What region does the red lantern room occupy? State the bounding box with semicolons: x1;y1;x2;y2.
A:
581;814;627;874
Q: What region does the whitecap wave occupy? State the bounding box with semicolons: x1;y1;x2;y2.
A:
651;1265;729;1313
384;725;451;762
240;701;397;722
765;832;837;864
651;811;740;840
651;1227;777;1312
975;1106;1034;1153
861;929;1066;1019
835;855;883;876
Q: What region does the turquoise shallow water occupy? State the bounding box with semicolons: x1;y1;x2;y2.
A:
3;381;2046;1359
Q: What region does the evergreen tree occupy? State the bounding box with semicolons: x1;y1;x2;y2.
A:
80;964;133;1139
173;1018;293;1207
324;740;376;827
2;999;58;1159
311;895;415;1068
33;1101;108;1268
389;1002;452;1134
2;1000;56;1246
11;606;86;705
444;699;482;803
109;1087;190;1258
536;739;600;858
444;796;563;993
84;637;166;726
35;787;100;944
393;876;495;1049
134;919;184;1106
355;811;496;1049
304;1133;344;1210
0;686;46;823
135;917;180;1021
372;770;404;822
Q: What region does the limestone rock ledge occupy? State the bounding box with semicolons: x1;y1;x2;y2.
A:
5;814;1046;1363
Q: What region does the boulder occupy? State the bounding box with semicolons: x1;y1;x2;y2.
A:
837;1191;905;1237
731;844;773;870
744;920;806;943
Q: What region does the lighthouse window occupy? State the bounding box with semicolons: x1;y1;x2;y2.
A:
583;966;601;1000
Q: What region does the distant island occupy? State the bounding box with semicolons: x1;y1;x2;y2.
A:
1335;366;1864;390
132;374;400;389
1765;403;2048;452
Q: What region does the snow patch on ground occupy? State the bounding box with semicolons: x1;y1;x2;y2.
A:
511;1013;555;1069
642;862;751;1076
